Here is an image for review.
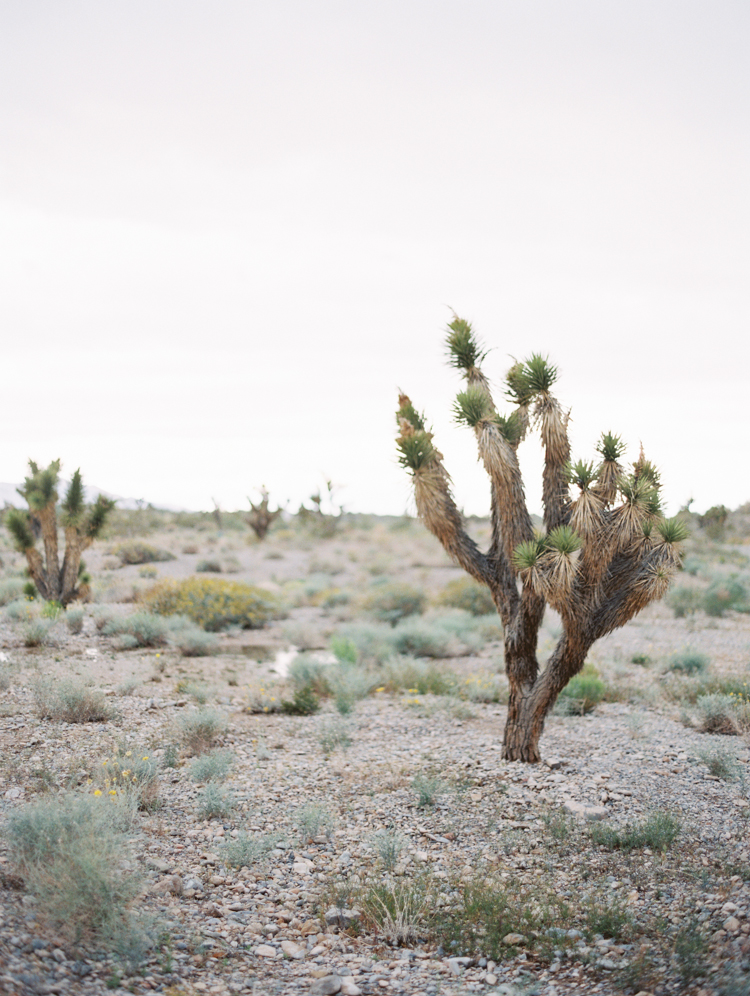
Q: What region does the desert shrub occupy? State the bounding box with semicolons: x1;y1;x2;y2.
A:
33;678;112;723
293;802;333;842
667;585;703;618
412;772;444;807
22;619;53;647
318;717;352;755
112;541;176;565
244;683;283;714
392;618;455;657
460;673;506;703
196;558;222;573
182;543;199;555
4;793;142;944
178;707;228;753
288;653;332;696
221;831;279;869
334;622;397;665
331;634;358;663
591;810;681;851
697;745;743;779
329;666;378;713
166;616;219;656
383;656;458;695
196;782;234;819
280;686;320;715
436;577;496;616
668;649;710;674
555;665;606;715
65;607;85;634
138;565;158;579
190;750;234;783
630;652;651;666
140;576;277;631
704;577;749;617
100;751;160;812
369;828;407;871
695;694;741;735
360;875;435;945
363;582;426;625
92;606;115;630
102;611;169;649
0;577;26;605
5;597;39;623
673;916;710;984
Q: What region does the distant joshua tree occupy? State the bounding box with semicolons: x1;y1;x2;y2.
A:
396;318;687;762
246;487;283;540
6;460;115;606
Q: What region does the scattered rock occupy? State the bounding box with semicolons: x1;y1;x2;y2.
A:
563;799;609;821
310;974;342;995
281;940;306;959
255;944;278;958
324;907;360;928
502;933;527;946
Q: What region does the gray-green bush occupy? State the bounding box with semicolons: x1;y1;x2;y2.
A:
33;678;112;723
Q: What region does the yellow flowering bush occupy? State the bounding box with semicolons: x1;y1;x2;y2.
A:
96;750;160;811
139;576;278;631
244;683;284;714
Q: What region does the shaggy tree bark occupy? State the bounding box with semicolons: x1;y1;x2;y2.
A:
396;319;687;762
6;461;115;606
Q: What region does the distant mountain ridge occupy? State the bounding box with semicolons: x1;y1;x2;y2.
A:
0;482;170;512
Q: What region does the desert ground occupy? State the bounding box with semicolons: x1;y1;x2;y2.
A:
1;504;750;996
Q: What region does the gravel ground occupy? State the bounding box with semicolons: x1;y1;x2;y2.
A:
1;634;750;996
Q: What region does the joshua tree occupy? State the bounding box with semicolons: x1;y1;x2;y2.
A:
247;487;283;540
6;460;115;606
396;318;687;762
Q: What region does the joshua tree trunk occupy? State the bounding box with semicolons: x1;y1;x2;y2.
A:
397;318;687;762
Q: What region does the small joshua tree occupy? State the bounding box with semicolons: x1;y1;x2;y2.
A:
247;487;283;541
396;318;688;762
6;460;115;606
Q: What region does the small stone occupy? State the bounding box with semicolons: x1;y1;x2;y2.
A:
148;858;172;873
310;975;342;995
563;799;608;821
256;944;278;958
486;973;498;985
324;907;360;928
183;877;203;893
502;933;527;945
301;920;320;935
545;757;564;769
52;949;66;963
281;940;305;960
340;979;361;996
724;916;741;933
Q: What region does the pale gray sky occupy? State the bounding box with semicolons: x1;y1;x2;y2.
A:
1;1;747;515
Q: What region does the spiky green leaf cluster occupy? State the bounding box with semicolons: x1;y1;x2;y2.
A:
619;475;662;517
396;398;426;431
568;460;597;490
453;386;492;428
5;509;35;551
505;354;558;405
656;516;689;545
61;470;85;526
597;431;625;463
18;459;60;511
546;525;583;555
634;457;661;490
86;496;116;539
397;432;436;472
445;317;488;371
512;535;547;571
492;411;523;445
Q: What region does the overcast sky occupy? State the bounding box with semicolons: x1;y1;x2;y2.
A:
0;1;747;517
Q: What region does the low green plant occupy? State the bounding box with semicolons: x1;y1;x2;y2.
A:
630;652;651;666
196;558;222;573
22;619;53;647
703;577;749;617
112;541;176;565
65;607;85;634
695;693;741;734
4;793;142;944
280;686;320;715
102;611;169;649
221;831;279;869
363;582;427;626
177;708;228;754
673;915;709;984
668;649;710;674
667;584;703;618
138;564;158;579
330;635;358;664
288;654;332;696
4;597;38;623
583;895;632;940
369;828;407;872
190;750;234;783
542;808;575;844
318;717;351;755
383;656;458;695
100;751;160;812
33;678;112;723
141;576;277;630
162;744;179;769
591;810;681;851
412;772;443;808
556;665;606;715
0;577;26;605
696;745;743;780
196;782;234;819
333;622;398;665
436;576;496;616
360;874;435;945
293;802;333;842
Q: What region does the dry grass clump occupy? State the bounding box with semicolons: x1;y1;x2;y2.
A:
33;678;112;723
435;576;496;616
178;707;228;754
3;793;143;946
112;540;176;565
363;582;427;625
